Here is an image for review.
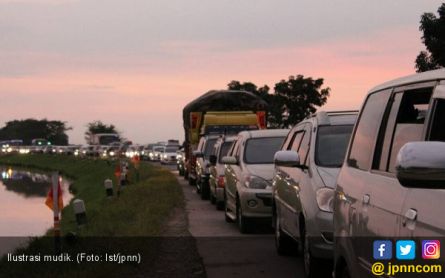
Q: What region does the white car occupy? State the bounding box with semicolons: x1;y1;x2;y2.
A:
223;129;288;233
161;146;179;164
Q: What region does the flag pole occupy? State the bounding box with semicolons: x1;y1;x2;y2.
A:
52;172;61;254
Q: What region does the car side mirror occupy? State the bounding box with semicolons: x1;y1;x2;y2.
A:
221;156;237;165
193;151;204;158
396;142;445;189
274;150;307;170
209;155;217;165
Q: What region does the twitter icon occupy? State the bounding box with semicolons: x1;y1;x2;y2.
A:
396;240;416;260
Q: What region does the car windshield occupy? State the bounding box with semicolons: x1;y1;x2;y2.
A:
99;135;120;145
165;147;178;152
203;138;217;159
315;125;354;168
218;141;233;163
244;137;285;164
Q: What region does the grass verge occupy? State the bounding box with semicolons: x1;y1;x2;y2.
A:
0;154;184;277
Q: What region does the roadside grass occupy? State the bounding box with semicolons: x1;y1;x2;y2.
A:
0;154;184;277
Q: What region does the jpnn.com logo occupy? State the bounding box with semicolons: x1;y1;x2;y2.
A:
371;240;442;276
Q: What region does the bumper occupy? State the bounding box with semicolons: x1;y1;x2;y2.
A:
239;188;273;218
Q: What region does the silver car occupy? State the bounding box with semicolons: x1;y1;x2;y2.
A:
334;69;445;278
223;129;288;233
209;135;236;210
273;111;357;277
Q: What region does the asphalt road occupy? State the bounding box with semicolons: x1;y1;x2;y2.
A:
162;163;306;278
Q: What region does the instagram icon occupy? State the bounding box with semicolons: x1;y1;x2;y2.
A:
422;240;440;259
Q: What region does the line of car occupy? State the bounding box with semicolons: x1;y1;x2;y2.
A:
177;69;445;278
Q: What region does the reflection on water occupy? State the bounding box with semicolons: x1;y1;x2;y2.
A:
0;167;73;237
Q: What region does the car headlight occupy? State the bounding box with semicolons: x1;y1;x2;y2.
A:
316;187;335;213
243;175;269;189
163;154;168;158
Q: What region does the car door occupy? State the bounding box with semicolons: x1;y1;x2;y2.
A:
282;124;312;236
339;89;394;276
225;137;241;212
399;85;445;240
359;85;433;275
274;126;305;236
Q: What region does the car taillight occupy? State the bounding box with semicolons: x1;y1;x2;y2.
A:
218;176;225;188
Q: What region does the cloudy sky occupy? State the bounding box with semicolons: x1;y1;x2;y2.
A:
0;0;443;144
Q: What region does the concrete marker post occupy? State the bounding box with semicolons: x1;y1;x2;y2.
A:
104;179;113;198
73;199;87;227
51;172;61;254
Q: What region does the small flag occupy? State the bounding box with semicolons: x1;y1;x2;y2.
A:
45;179;63;211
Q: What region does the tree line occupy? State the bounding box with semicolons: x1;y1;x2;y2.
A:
227;75;330;128
0;120;119;145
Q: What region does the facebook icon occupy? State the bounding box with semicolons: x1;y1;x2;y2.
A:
373;240;393;260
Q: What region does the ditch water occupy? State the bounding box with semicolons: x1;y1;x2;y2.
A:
0;167;73;256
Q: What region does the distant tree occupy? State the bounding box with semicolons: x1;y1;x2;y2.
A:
0;119;71;145
274;75;330;127
415;3;445;72
84;121;120;143
227;80;270;100
227;75;330;128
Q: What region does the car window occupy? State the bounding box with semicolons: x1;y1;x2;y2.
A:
429;99;445;141
315;125;354;168
289;130;305;152
229;138;240;157
244;137;285;164
297;125;311;165
387;88;432;172
348;89;391;170
218;141;233;163
203;138;217;159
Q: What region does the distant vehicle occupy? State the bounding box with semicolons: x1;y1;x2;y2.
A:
223;129;288;233
209;135;236;210
151;146;165;161
176;149;186;176
182;90;268;187
31;138;51;146
87;133;120;145
272;110;357;277
167;139;180;146
193;135;219;199
333;69;445;278
161;146;179;164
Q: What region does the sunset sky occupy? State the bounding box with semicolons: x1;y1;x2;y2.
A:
0;0;443;144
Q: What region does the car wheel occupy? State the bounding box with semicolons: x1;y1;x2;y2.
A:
188;177;196;186
210;192;216;204
236;199;251;234
274;210;295;256
201;181;209;200
301;223;323;278
339;266;350;278
216;201;224;210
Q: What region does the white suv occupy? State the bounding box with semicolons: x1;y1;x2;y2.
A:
272;111;357;277
334;69;445;278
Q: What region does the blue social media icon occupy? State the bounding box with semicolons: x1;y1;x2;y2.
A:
396;240;416;260
373;240;393;260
